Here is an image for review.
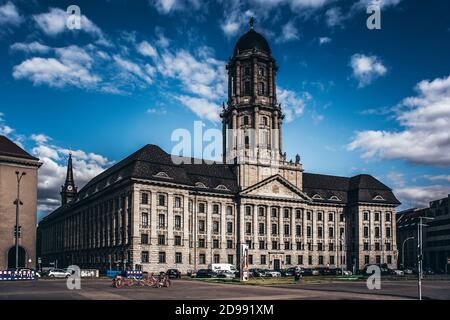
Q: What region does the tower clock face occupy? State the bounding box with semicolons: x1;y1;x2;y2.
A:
67;186;73;191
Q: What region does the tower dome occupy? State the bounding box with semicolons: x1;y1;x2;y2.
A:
234;18;271;56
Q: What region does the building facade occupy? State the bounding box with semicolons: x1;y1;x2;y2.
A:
0;136;41;269
398;195;450;272
38;22;400;274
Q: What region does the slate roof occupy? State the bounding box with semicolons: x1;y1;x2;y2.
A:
0;135;38;161
303;172;400;205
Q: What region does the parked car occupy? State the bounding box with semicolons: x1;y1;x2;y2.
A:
280;269;295;277
249;268;266;277
196;269;218;278
48;268;72;278
166;269;181;279
342;270;353;276
217;270;236;279
424;268;434;275
303;268;319;276
265;270;282;277
401;268;413;275
389;269;405;276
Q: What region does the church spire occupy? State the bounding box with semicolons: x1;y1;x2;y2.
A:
61;152;77;206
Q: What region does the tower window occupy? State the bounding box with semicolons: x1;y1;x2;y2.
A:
258;67;265;76
243;116;249;126
261;117;268;126
244;135;250;148
244;67;250;76
258;82;265;95
244;81;251;95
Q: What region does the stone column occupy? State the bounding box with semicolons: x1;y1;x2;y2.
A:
232;109;237;159
236;61;241;104
253;58;258;98
273;111;279;154
268;62;273;104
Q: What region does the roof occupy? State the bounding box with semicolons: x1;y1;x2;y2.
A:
234;29;271;56
303;172;401;205
0;135;38;161
75;144;238;200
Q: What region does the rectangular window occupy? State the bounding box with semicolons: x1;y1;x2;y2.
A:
214;254;220;264
227;240;233;249
284;224;290;236
198;203;206;213
328;213;334;222
158;195;166;206
318;256;324;265
375;242;381;251
175;236;182;246
318;212;323;221
329;227;334;238
385;213;391;222
259;240;265;250
228;255;234;264
307;212;312;220
213;221;219;233
272;224;278;235
296;209;302;220
376;255;381;265
261;255;267;265
308;256;313;265
318;227;323;239
159;252;166;263
227;206;233;215
249;255;253;265
141;233;149;244
272;241;278;250
259;223;265;235
329;242;334;251
174;196;182;208
244;81;251;95
213;239;219;249
318;243;323;251
286;255;291;265
296;242;302;251
307;226;312;238
364;242;369;251
364;227;369;238
284;241;290;250
227;222;233;234
271;208;278;218
375;227;380;238
386;243;391;251
198;239;205;248
213;204;220;215
258;207;265;217
199;254;206;265
158;214;165;228
174;215;182;230
296;225;302;237
246;222;252;234
199;220;205;232
298;255;303;265
158;234;165;245
365;255;370;265
386;227;391;238
245;206;252;216
340;214;344;222
387;255;392;264
175;252;182;264
141;251;149;263
141;192;149;205
364;211;369;221
330;256;335;265
375;212;380;221
141;212;149;226
284;208;290;219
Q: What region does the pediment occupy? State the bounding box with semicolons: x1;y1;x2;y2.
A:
240;175;311;202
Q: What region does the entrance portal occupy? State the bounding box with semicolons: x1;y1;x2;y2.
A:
274;259;281;271
7;246;26;269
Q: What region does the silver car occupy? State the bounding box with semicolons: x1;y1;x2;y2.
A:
48;268;72;278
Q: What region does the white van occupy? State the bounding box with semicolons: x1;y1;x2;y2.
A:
209;264;237;273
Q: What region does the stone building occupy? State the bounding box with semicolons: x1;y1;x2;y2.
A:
0;136;41;269
398;195;450;272
38;22;400;273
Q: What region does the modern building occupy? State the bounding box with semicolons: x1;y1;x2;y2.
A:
38;21;400;274
397;195;450;273
0;136;41;269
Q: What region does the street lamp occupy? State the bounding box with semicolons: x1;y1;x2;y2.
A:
402;237;414;269
417;216;434;300
14;171;26;269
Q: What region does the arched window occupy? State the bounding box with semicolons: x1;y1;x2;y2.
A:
244;135;250;148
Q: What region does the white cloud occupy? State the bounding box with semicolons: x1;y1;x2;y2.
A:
33;7;108;44
10;41;51;54
175;95;221;122
0;1;23;26
113;55;154;85
353;0;403;10
318;36;331;45
277;20;300;43
13;56;100;88
31;133;51;144
150;0;202;14
277;87;311;123
395;185;450;208
137;41;158;58
424;175;450;183
325;7;347;27
350;53;387;87
348;75;450;166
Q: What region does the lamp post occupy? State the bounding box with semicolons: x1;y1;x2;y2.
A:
14;171;26;269
402;237;414;269
417;216;434;300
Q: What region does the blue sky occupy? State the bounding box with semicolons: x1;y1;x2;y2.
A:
1;0;450;219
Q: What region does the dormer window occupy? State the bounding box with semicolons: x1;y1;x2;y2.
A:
195;182;207;188
312;194;323;200
216;185;228;190
154;172;170;179
329;196;340;201
373;195;385;201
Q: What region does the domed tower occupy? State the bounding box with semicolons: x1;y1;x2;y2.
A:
222;18;283;165
222;18;303;189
